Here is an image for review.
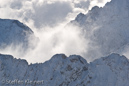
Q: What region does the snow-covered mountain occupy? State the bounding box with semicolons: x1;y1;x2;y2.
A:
0;19;36;48
71;0;129;61
0;0;129;85
0;53;129;86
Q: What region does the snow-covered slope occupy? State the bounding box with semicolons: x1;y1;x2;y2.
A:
0;53;129;86
0;19;36;48
71;0;129;61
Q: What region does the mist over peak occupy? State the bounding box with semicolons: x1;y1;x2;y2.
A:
0;0;129;85
0;19;35;47
71;0;129;61
0;0;129;63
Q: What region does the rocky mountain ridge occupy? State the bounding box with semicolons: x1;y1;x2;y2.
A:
0;53;129;86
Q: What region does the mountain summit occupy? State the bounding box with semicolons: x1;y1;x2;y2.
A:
72;0;129;60
0;19;37;48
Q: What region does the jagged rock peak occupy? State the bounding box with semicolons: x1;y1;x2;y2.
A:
75;13;85;21
0;54;28;65
50;54;88;64
69;55;87;64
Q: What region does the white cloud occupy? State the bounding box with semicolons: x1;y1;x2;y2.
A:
29;1;73;28
22;24;88;63
0;0;108;27
0;0;109;63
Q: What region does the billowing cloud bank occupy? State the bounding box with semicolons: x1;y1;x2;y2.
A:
0;0;110;63
0;0;110;28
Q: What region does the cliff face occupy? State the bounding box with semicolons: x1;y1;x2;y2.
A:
0;53;129;86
